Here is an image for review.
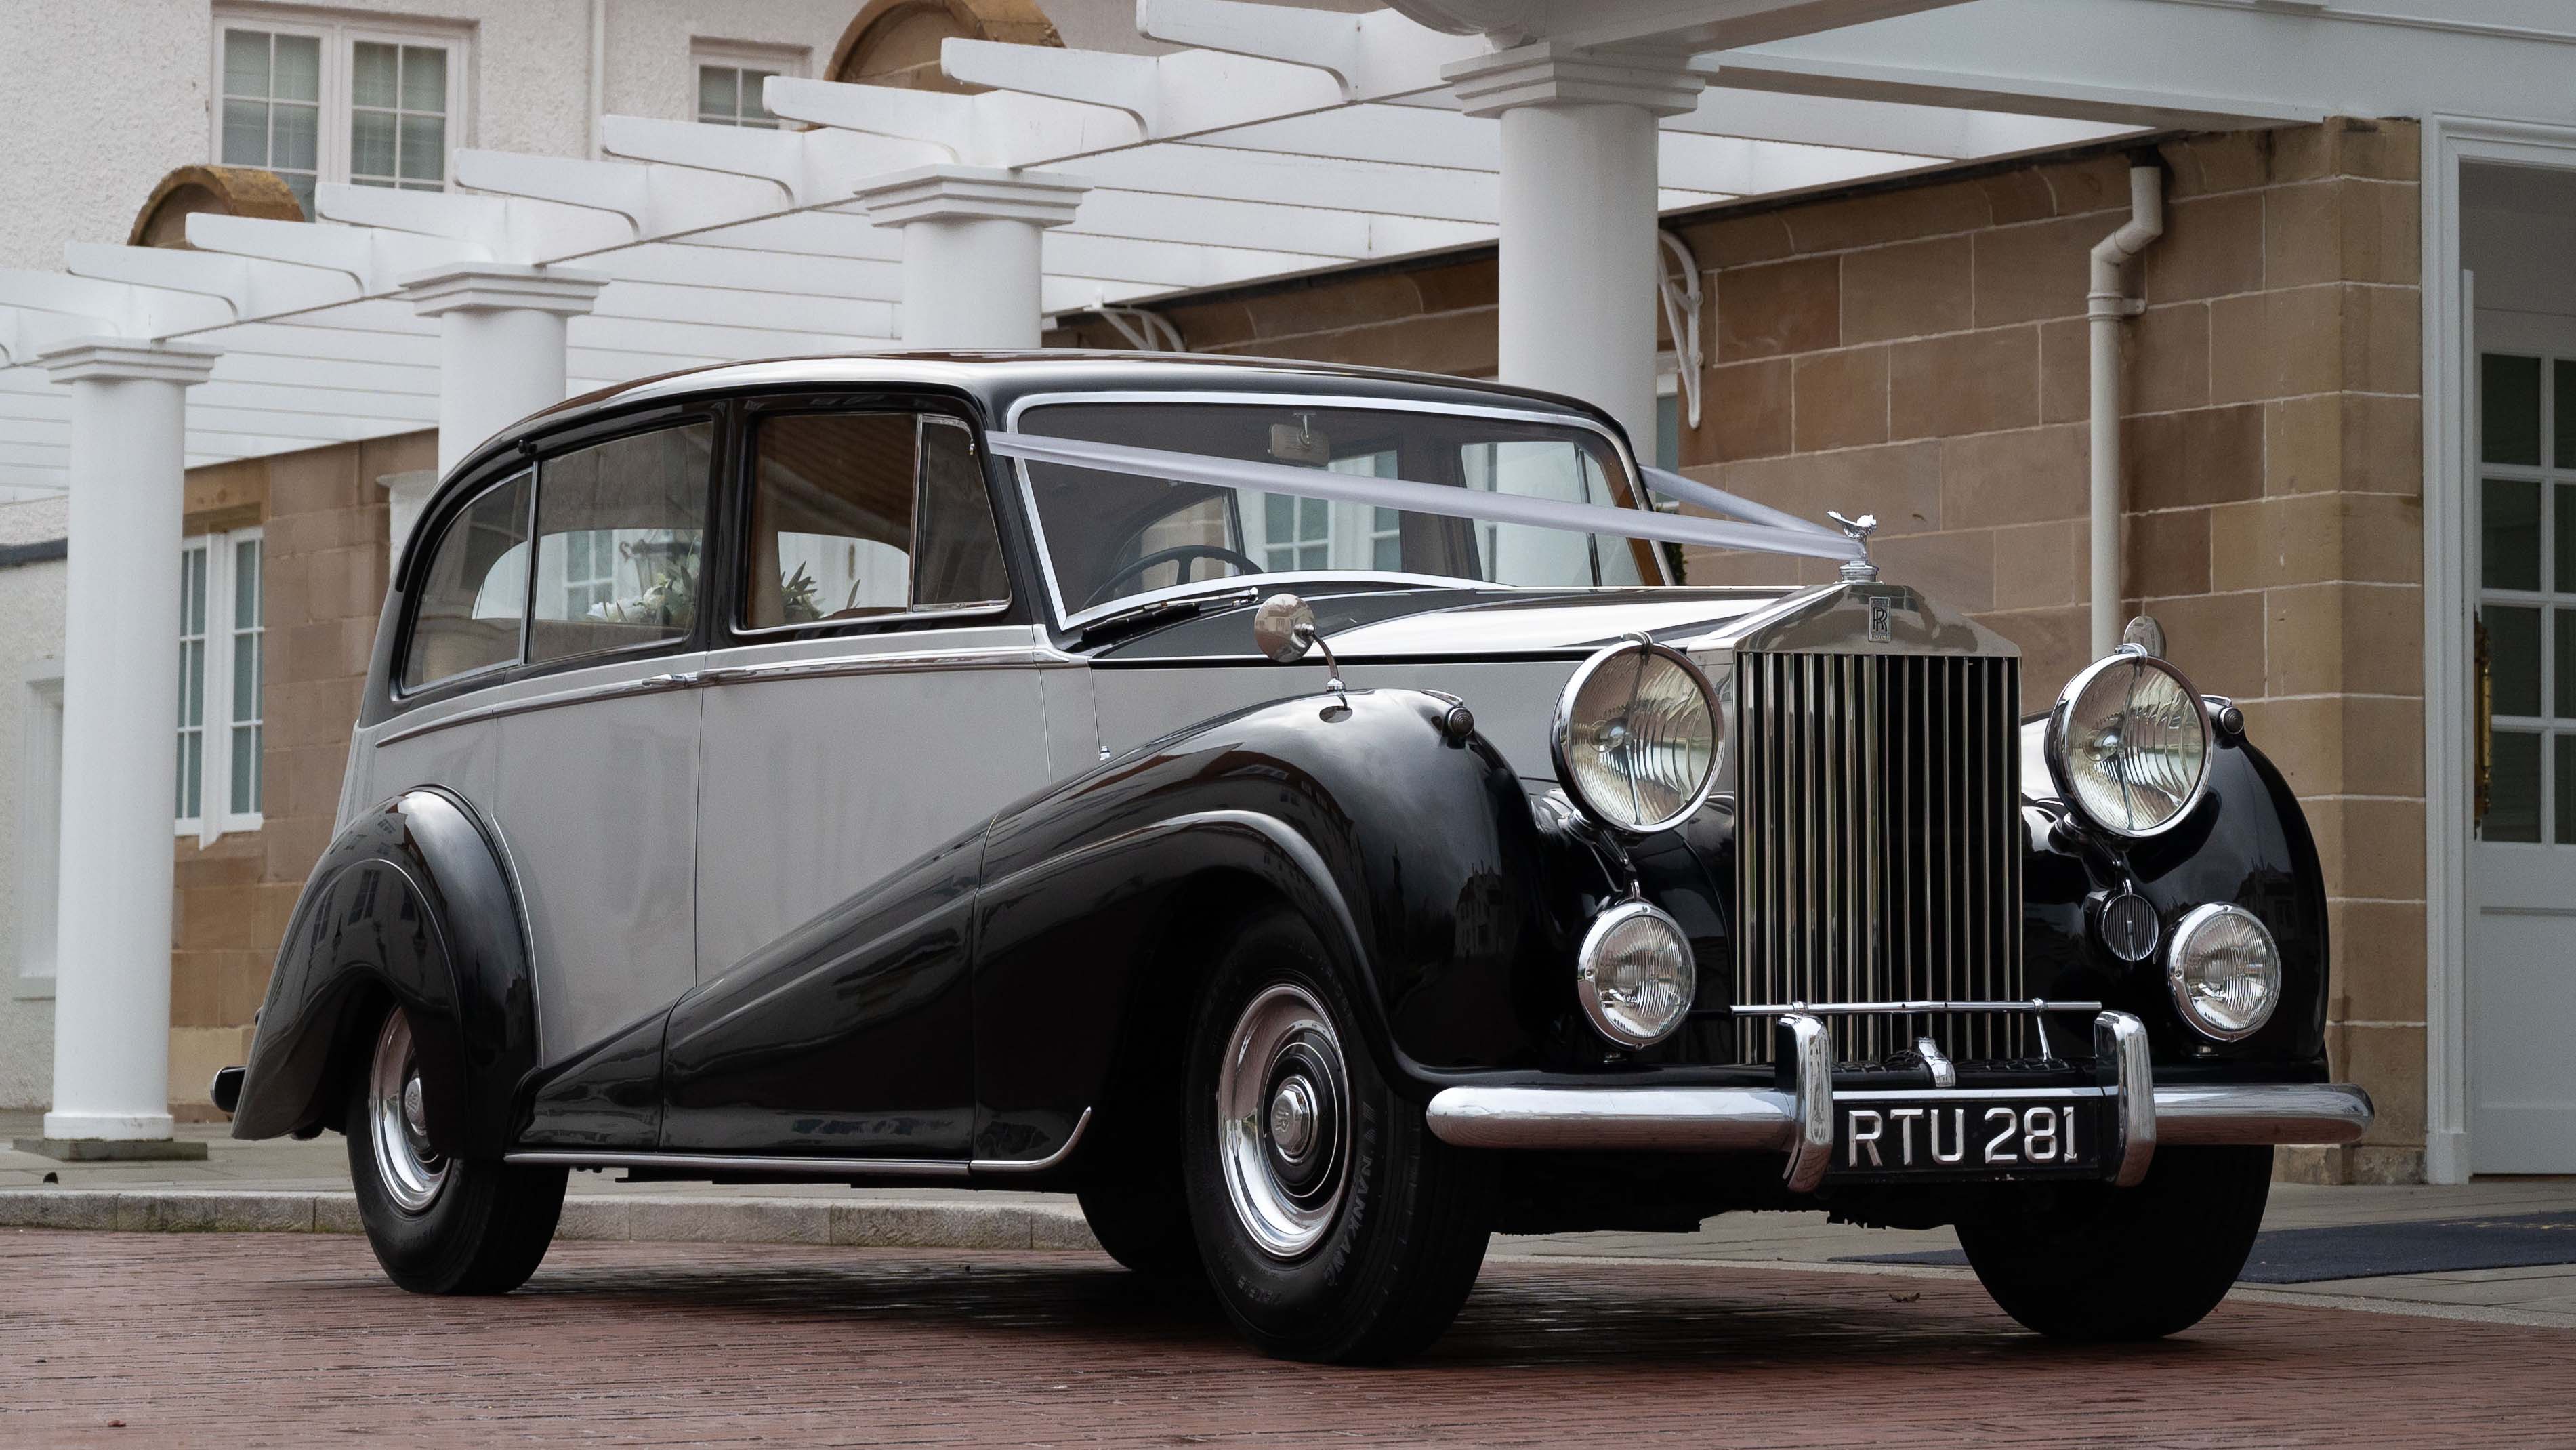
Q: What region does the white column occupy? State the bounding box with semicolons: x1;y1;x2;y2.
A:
31;338;218;1155
853;166;1091;350
1448;44;1703;455
401;264;608;482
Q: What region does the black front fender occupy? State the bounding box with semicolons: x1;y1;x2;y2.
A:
230;789;537;1155
971;687;1588;1158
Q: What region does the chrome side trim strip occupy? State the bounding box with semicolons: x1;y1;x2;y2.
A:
501;1149;971;1178
1424;1085;1800;1153
969;1107;1094;1174
1781;1012;1835;1193
699;648;1054;686
2154;1083;2373;1147
2098;1010;2157;1187
377;669;701;747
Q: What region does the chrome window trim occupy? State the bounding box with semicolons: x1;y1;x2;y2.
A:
1000;388;1669;631
730;409;1011;642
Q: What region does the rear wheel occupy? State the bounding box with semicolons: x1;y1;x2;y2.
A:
1182;907;1491;1363
1956;1145;2273;1342
346;1006;566;1295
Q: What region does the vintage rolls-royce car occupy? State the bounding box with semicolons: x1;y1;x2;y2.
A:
215;352;2369;1363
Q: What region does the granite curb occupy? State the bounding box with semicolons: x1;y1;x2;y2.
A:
0;1189;1102;1251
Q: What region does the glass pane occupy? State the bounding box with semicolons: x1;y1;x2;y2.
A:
272;100;318;174
915;421;1009;608
400;45;446;112
178;731;203;821
179;638;205;728
2486;477;2542;591
2560;361;2576;471
404;473;533;690
284;172;315;219
224;29;270;98
350;108;395;180
221;98;268;167
274;33;320;102
234;539;261;629
2485;354;2543;466
2560;608;2576;720
2491;605;2541;718
531;424;713;660
352;41;398;108
1655;391;1680;471
398;113;444;182
743;70;778;125
746;413;914;628
2489;729;2543;842
2557;736;2576;846
231;723;260;816
699;65;738;120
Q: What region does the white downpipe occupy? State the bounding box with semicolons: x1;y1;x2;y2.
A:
2090;164;2165;658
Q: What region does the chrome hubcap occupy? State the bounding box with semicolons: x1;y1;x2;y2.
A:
1218;984;1350;1260
368;1010;449;1215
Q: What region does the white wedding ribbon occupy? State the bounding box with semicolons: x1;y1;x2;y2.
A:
986;431;1863;565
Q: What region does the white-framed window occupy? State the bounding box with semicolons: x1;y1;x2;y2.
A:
1654;364;1682;472
177;529;264;843
693;41;806;129
14;659;64;997
1249;451;1403;573
214;10;467;218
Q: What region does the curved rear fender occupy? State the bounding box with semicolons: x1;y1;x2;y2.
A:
230;789;537;1153
972;688;1581;1155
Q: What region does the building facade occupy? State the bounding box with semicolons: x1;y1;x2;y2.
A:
3;0;2573;1187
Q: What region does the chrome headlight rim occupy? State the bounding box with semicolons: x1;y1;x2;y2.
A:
2043;648;2214;840
2165;902;2281;1043
1549;638;1723;837
1575;898;1697;1048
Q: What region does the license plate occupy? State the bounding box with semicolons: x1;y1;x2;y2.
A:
1825;1093;2104;1180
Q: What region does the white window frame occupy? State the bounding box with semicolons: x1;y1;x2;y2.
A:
691;39;808;129
14;659;63;998
176;526;265;844
210;7;470;201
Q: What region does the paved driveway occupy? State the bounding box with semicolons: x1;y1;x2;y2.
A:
8;1230;2575;1447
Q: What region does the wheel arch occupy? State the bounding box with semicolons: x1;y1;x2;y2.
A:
230;789;539;1156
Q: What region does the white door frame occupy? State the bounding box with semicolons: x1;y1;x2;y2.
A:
2422;115;2576;1184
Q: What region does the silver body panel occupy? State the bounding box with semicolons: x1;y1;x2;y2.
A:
692;623;1056;980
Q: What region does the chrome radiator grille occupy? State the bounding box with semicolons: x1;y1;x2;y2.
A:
1732;651;2025;1064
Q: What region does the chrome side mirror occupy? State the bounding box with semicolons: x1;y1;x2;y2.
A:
1253;592;1316;663
1253;592;1345;696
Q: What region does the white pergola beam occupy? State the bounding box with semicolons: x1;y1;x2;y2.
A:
185;213;478;295
1135;0;1487;101
766;77;1140;171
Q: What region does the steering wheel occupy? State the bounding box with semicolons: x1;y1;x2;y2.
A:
1084;543;1264;608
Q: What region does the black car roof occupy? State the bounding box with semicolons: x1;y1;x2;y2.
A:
441;350;1623;499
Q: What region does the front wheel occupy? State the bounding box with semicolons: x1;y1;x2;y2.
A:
1182;907;1492;1363
1956;1144;2273;1342
346;1006;566;1295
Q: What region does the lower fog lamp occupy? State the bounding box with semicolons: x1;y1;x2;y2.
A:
1575;900;1696;1048
2166;903;2280;1041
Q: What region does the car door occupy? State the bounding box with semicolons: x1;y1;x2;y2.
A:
490;414;716;1069
661;401;1051;1159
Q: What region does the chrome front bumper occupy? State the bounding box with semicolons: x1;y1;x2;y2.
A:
1424;1010;2373;1193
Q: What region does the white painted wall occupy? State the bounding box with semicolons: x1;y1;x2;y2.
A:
0;498;70;1110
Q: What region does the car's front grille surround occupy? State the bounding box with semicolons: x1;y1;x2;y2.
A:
1732;650;2024;1064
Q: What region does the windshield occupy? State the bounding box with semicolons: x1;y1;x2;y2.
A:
1017;400;1663;622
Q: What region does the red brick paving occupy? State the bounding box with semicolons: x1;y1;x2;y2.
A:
5;1229;2574;1447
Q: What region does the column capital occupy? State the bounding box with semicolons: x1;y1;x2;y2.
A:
400;262;608;319
36;337;220;387
852;165;1092;230
1442;41;1705;119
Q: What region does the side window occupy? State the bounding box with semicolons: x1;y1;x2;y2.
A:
915;418;1008;609
402;472;531;691
530;423;713;664
743;412;1008;630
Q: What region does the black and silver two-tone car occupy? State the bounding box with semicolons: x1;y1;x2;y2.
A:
216;352;2369;1363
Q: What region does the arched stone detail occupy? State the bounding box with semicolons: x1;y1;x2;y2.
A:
825;0;1061;94
127;165;306;248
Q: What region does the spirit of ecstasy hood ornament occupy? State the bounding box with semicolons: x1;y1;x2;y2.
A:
1827;510;1879;584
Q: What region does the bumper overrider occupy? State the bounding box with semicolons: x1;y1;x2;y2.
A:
1424;1006;2373;1193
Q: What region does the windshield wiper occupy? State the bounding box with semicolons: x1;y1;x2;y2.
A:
1077;587;1261;646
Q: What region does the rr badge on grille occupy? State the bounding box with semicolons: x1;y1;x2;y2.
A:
1867;596;1893;643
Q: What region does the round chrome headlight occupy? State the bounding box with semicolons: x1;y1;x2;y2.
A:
2167;903;2280;1041
2045;650;2211;837
1576;900;1696;1048
1551;639;1722;835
